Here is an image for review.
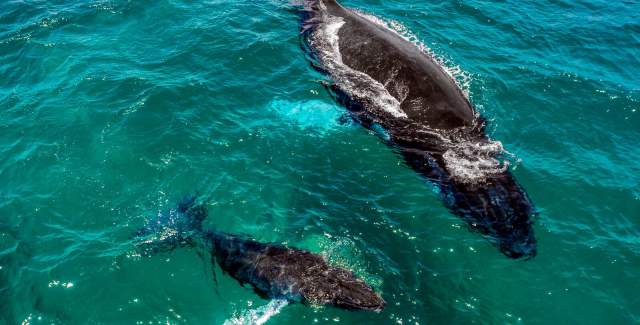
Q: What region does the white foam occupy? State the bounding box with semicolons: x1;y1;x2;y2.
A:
223;299;289;325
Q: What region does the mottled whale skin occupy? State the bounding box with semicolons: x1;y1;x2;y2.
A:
300;0;536;258
209;231;385;311
136;197;385;312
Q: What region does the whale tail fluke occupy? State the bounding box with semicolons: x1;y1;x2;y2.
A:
134;195;209;256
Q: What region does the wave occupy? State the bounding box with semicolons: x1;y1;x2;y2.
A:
223;299;289;325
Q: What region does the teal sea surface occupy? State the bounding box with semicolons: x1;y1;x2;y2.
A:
1;0;639;324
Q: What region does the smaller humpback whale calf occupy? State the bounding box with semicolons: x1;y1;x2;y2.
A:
134;196;385;312
300;0;537;258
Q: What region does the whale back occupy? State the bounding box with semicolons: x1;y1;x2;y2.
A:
211;233;385;311
305;0;476;130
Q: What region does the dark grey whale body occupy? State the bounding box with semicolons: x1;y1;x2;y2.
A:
135;197;385;312
211;231;385;311
300;0;536;258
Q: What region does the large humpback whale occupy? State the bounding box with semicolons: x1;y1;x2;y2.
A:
300;0;537;258
135;196;385;312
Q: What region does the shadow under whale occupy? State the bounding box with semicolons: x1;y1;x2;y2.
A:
299;0;537;258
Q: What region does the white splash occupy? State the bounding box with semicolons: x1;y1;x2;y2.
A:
223;299;289;325
268;99;343;133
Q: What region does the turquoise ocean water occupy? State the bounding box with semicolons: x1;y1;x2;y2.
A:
1;0;639;324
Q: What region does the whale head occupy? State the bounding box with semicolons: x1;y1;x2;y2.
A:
300;267;386;312
331;279;386;311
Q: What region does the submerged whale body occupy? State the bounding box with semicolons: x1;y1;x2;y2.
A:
300;0;537;258
135;197;385;312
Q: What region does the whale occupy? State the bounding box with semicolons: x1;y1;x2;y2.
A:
135;196;385;312
300;0;536;258
209;231;385;311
